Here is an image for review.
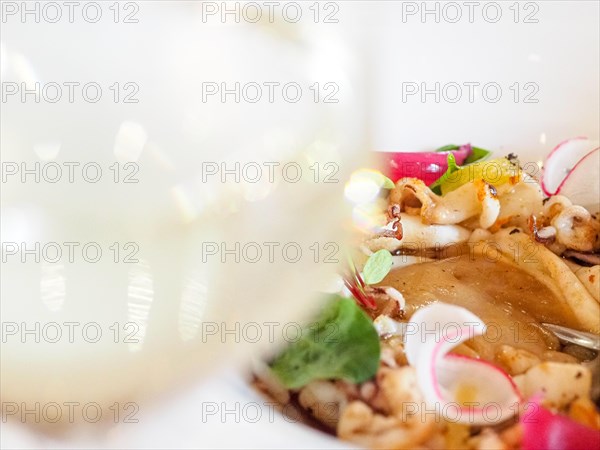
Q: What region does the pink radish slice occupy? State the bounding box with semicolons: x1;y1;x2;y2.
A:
521;400;600;450
556;147;600;210
404;303;483;366
404;303;521;425
541;137;598;196
374;146;472;185
434;354;522;424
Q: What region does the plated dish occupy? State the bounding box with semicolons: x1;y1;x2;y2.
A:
254;139;600;449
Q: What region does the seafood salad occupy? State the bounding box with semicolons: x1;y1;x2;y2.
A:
254;139;600;449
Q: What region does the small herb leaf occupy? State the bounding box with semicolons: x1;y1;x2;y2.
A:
464;145;492;165
430;144;492;195
430;153;460;195
363;249;393;284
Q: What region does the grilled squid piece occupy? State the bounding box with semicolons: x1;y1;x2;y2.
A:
338;367;437;449
532;195;600;254
389;178;501;229
298;380;348;429
495;173;544;229
543;195;573;219
528;214;557;244
366;213;471;252
551;205;600;252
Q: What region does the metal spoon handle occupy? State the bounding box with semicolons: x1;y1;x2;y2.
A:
542;323;600;351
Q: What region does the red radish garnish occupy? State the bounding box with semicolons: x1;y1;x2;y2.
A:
555;147;600;210
404;303;521;425
541;137;599;196
521;399;600;450
375;145;472;185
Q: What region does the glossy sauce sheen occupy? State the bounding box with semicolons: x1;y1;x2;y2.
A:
380;255;577;359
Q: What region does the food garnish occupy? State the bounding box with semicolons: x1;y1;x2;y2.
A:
405;303;522;425
362;249;393;285
430;154;518;195
521;399;600;450
270;295;381;389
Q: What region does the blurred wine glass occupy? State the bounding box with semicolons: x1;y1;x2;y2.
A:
0;2;367;434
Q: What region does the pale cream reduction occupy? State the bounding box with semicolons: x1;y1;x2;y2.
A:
379;254;581;360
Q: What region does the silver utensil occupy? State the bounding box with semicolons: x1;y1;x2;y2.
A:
542;323;600;351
